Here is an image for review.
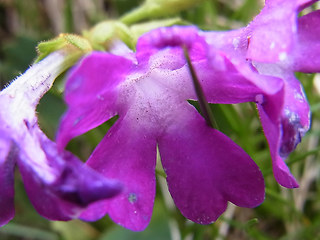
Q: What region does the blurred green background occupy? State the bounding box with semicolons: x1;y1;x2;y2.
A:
1;0;320;239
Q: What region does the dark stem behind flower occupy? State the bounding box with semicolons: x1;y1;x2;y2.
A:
183;45;219;130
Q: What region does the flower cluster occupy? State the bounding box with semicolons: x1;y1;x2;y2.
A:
1;0;319;231
56;0;320;231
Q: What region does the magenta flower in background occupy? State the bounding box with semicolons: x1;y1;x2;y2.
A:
204;0;320;188
56;25;288;231
0;52;121;226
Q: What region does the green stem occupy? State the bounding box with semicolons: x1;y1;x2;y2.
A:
183;46;219;129
120;6;149;25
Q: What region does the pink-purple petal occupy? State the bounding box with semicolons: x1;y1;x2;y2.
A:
57;52;132;149
280;77;310;157
256;74;310;188
258;105;299;188
0;131;15;226
202;28;247;59
17;127;122;220
80;118;157;231
195;50;284;105
136;26;207;65
158;107;265;224
293;10;320;72
57;104;117;150
246;0;297;62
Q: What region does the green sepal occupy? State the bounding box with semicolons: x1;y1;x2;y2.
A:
36;34;92;63
83;21;135;51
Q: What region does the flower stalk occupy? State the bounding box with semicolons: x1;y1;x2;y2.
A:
183;45;219;130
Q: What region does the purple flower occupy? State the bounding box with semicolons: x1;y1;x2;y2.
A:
0;52;121;226
56;26;289;230
204;0;319;188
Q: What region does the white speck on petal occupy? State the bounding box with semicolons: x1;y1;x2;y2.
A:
97;94;104;101
294;91;304;102
232;37;240;50
292;24;297;33
270;42;275;49
128;193;138;204
278;52;287;61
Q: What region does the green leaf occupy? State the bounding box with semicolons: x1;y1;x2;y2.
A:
51;220;99;240
0;223;59;240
